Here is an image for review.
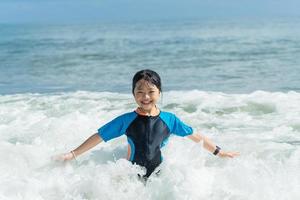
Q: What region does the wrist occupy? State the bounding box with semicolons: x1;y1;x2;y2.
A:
213;146;221;156
71;150;77;161
217;150;225;157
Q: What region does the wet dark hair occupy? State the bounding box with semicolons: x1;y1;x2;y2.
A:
132;69;162;94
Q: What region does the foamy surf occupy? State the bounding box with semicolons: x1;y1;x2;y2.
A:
0;90;299;199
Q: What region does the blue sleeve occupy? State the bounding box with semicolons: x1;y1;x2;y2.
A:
97;112;137;142
160;111;193;137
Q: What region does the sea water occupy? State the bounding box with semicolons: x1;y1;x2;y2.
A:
0;19;300;199
1;19;300;94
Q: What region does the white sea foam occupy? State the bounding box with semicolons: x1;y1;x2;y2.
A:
0;91;299;199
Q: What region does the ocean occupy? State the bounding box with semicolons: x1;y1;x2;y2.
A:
0;18;300;199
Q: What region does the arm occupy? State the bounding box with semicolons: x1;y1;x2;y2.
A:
188;133;239;158
58;133;103;161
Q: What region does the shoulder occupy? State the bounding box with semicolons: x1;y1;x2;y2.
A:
159;111;177;127
98;111;137;140
160;111;175;117
160;111;177;120
160;111;193;136
115;111;138;122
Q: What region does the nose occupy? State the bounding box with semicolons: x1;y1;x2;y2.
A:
143;93;150;99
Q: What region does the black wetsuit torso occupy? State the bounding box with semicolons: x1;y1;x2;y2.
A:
98;110;193;178
126;114;170;177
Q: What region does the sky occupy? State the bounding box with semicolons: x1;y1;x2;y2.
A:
0;0;300;24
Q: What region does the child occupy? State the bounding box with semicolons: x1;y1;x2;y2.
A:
58;69;239;178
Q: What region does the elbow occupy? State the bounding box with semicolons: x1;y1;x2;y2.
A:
188;133;203;143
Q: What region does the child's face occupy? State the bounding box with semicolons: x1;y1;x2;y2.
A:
133;79;160;112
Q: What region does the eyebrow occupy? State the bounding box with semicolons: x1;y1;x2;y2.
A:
135;88;157;93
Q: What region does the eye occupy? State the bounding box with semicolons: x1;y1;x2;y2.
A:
136;91;144;94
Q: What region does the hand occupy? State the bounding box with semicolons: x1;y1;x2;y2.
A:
218;151;240;158
52;152;75;161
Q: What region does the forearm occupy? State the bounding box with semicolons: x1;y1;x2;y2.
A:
72;133;103;157
188;133;218;153
188;133;240;158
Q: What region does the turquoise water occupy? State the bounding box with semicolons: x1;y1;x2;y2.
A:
1;18;300;94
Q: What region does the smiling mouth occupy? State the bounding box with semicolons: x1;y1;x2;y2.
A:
141;101;152;105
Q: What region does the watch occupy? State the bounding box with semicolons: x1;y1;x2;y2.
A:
213;146;221;155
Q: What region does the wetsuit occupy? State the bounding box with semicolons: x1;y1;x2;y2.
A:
98;110;193;177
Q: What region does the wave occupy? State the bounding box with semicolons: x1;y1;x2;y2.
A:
0;90;299;199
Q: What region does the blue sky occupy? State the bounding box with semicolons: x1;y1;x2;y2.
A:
0;0;299;24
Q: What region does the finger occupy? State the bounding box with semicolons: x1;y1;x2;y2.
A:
223;152;239;158
230;152;240;157
51;154;65;161
233;152;240;156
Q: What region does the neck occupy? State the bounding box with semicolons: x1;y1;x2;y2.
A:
137;106;159;116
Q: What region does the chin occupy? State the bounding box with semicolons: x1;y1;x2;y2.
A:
141;104;154;110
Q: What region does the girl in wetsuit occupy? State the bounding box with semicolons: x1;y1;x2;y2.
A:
58;69;239;178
